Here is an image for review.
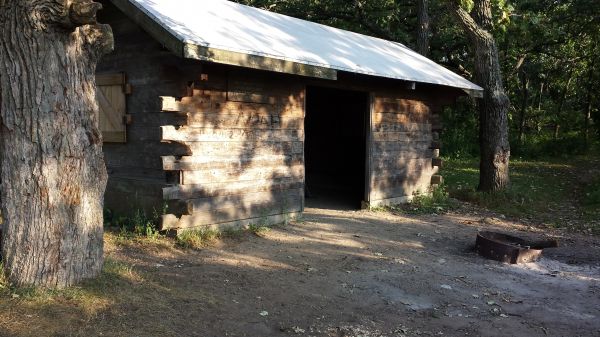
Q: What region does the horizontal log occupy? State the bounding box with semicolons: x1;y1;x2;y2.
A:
161;95;303;116
185;141;304;157
369;174;434;200
373;98;431;114
372;141;432;154
186;112;303;130
161;211;302;231
431;175;444;185
372;131;432;142
371;158;436;172
432;158;443;168
373;122;431;133
370;148;433;160
163;178;303;200
373;112;429;124
161;126;304;143
162;154;303;171
188;188;303;213
181;164;305;184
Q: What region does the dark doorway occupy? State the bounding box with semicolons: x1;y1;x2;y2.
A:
304;86;369;210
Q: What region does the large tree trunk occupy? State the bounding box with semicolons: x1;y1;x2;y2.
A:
0;0;113;287
416;0;430;56
449;0;511;192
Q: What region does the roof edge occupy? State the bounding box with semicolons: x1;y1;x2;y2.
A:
110;0;185;57
183;44;338;80
109;0;338;80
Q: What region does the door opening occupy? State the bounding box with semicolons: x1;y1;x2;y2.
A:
304;86;369;210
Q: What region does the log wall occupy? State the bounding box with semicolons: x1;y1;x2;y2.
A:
98;0;459;230
159;72;306;230
367;91;444;206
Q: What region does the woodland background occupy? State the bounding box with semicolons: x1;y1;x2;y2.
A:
236;0;600;158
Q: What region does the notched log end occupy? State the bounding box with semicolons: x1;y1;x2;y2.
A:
69;0;103;26
81;24;114;56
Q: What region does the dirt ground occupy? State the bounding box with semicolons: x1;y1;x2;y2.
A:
2;205;600;337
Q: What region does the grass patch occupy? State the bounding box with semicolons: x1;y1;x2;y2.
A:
175;228;221;249
104;207;167;245
374;185;458;215
441;156;600;233
248;224;272;236
584;178;600;206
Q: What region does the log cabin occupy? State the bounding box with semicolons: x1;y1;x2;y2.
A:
96;0;483;232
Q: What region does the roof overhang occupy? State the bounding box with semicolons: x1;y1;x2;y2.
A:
109;0;338;80
108;0;483;92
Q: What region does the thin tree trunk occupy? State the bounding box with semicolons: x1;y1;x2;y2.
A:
416;0;430;56
518;73;529;145
449;0;511;192
0;0;113;287
584;58;595;149
554;73;573;140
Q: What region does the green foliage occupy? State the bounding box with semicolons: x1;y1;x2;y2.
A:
584;179;600;206
377;185;458;215
175;229;221;249
248;224;271;236
234;0;600;159
104;206;167;240
442;156;600;233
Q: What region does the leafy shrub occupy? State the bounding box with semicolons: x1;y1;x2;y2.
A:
104;206;165;240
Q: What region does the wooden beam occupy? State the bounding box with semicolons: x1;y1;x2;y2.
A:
431;175;443;185
183;43;338;80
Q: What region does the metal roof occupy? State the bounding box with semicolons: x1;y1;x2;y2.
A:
118;0;483;91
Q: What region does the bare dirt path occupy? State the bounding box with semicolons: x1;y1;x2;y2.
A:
2;206;599;337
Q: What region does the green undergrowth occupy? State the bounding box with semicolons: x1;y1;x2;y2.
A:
175;228;222;249
441;155;600;233
104;207;165;243
374;185;459;215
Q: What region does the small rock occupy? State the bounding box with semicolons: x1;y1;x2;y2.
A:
259;311;269;317
437;258;447;264
440;284;453;290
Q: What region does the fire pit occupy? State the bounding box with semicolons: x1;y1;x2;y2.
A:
476;231;559;264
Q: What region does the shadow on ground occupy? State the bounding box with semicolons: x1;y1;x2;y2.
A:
1;207;599;337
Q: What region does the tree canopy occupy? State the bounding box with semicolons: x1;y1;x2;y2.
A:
235;0;600;157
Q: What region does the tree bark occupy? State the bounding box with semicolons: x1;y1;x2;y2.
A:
448;0;511;192
416;0;430;56
0;0;113;287
584;57;595;149
517;72;529;145
554;73;573;140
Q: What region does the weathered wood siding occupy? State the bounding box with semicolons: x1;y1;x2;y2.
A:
368;91;443;206
159;72;305;230
98;1;193;215
98;1;460;229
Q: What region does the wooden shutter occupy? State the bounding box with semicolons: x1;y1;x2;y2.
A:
96;73;128;143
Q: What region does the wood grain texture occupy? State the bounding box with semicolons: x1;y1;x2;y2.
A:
0;0;112;287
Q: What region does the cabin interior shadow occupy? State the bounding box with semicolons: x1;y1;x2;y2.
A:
304;85;369;210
